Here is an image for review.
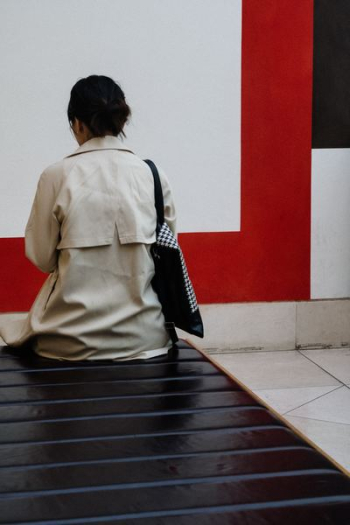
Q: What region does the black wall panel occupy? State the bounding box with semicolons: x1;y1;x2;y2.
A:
313;0;350;148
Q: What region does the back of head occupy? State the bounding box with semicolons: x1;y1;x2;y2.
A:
67;75;131;138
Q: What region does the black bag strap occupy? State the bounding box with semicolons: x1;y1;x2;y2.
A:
144;159;179;345
144;159;164;233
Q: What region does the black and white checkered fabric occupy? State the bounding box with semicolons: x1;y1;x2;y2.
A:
157;222;199;313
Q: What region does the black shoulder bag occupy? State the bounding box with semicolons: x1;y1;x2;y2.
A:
144;159;204;344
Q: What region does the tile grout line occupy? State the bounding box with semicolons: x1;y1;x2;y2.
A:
252;384;341;393
194;340;350;477
284;413;350;427
296;349;346;387
282;384;344;416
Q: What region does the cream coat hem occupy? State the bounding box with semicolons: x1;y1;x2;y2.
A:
0;135;177;361
33;344;170;362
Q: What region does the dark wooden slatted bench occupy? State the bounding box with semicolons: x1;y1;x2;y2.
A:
0;340;349;524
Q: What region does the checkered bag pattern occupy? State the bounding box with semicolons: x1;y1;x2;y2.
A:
157;222;199;313
144;158;204;340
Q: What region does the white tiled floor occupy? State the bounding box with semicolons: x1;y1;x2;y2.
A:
210;347;350;474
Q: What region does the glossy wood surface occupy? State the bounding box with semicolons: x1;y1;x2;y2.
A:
0;341;349;523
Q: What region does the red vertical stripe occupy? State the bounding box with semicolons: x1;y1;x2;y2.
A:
179;0;313;303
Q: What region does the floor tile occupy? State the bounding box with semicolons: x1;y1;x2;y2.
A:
253;385;340;414
286;386;350;424
300;347;350;384
211;350;340;390
283;415;350;473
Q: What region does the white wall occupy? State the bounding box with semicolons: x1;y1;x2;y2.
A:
311;149;350;298
0;0;241;236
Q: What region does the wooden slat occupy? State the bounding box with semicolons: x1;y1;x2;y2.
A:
0;473;349;522
0;360;219;386
101;501;350;525
0;448;337;494
0;427;304;468
0;407;280;444
0;375;236;403
0;391;258;422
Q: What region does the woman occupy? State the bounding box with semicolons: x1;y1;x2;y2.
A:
0;75;176;360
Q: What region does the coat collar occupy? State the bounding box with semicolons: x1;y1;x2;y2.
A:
65;135;134;158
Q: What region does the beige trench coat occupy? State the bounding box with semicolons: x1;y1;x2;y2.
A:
0;135;176;360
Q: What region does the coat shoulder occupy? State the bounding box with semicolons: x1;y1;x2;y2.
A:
39;159;65;186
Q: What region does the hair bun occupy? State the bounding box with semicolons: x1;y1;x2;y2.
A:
67;75;131;138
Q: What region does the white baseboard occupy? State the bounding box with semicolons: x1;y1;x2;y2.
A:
1;299;350;352
178;299;350;352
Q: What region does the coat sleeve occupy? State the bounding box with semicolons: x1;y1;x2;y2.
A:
25;169;60;273
157;166;177;237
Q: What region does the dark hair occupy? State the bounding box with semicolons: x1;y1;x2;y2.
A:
67;75;131;138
